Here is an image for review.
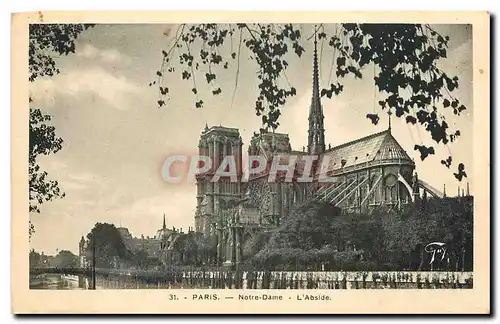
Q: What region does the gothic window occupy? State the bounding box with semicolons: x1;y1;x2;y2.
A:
349;193;356;206
283;188;288;212
385;174;397;187
388;186;397;202
359;187;365;204
384;175;398;202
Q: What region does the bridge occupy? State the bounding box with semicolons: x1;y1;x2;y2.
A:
30;267;193;280
30;267;92;276
30;266;193;289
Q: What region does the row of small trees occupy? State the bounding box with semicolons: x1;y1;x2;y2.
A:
247;197;473;271
79;195;472;272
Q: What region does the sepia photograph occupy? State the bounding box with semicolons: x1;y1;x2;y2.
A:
11;11;490;314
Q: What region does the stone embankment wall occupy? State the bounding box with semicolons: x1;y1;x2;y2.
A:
93;271;474;289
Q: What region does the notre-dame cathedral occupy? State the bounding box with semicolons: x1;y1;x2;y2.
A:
193;34;444;268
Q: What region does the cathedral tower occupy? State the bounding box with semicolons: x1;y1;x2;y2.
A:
307;29;326;155
195;125;243;235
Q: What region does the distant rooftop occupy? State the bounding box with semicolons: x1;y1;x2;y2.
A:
321;129;414;172
202;125;240;136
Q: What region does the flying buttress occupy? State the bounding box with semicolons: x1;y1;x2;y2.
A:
398;172;415;203
418;179;444;198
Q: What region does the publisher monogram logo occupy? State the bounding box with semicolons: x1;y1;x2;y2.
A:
425;242;448;265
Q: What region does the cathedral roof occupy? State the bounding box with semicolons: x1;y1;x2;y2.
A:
155;227;173;240
246;129;414;181
319;129;414;174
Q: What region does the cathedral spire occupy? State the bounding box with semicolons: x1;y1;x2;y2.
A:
162;213;166;230
388;109;392;132
307;26;325;155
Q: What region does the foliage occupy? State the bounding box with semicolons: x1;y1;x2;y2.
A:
29;249;42;268
29;108;65;214
29;24;94;81
28;106;65;239
242;231;272;259
131;248;162;270
251;201;343;269
154;23;468;179
85;222;132;268
168;232;216;266
53;250;79;268
250;197;473;271
29;249;55;268
81;227;215;270
28;24;93;239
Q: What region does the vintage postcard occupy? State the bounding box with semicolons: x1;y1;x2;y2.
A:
11;11;490;314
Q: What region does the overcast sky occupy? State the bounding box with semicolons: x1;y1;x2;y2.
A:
29;24;473;254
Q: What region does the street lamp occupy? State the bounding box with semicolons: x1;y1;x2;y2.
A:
231;197;248;276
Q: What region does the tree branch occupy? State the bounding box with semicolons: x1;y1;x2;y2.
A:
231;29;243;110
